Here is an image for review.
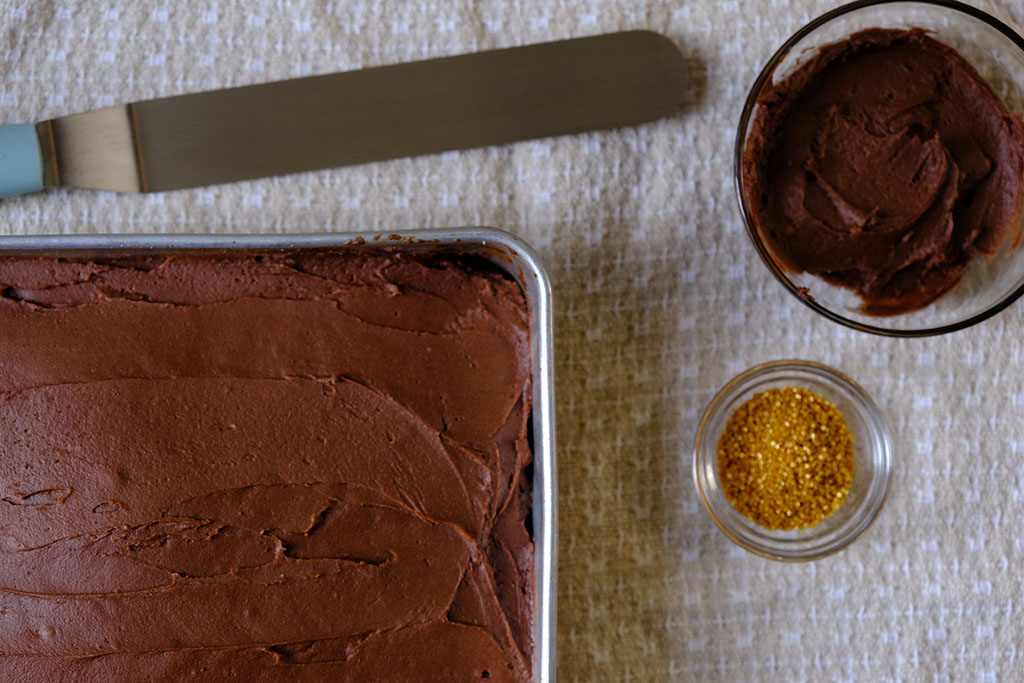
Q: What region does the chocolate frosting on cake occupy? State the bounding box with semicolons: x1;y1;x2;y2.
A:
0;250;534;682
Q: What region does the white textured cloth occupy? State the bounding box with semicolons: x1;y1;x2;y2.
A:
1;0;1023;680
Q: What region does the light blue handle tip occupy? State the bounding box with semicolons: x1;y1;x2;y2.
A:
0;123;44;198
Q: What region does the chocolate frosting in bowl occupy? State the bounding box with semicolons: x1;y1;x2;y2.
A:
743;28;1024;315
0;250;534;682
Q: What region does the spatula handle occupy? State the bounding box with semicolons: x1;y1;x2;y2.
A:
0;123;44;198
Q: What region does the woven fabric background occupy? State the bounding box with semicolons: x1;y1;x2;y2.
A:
2;1;1023;680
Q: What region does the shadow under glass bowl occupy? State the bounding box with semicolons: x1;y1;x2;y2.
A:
736;0;1024;337
693;360;893;561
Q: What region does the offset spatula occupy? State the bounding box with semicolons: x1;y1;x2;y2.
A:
0;30;686;198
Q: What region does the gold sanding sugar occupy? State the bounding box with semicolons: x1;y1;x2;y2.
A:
717;386;854;530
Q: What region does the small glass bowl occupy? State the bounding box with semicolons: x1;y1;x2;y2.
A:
736;0;1024;336
693;360;893;561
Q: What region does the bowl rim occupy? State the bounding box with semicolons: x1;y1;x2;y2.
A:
692;359;894;561
734;0;1024;338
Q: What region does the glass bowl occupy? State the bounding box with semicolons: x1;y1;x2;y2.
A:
735;0;1024;336
693;360;893;561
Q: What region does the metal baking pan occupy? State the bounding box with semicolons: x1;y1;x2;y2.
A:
0;227;557;683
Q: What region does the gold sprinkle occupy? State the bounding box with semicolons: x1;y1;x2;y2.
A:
717;386;855;530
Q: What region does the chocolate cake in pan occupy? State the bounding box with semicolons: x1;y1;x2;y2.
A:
0;241;541;682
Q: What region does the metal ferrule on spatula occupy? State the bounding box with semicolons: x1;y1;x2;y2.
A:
0;110;142;196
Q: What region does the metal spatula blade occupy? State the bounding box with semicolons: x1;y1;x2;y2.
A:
0;30;687;197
